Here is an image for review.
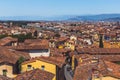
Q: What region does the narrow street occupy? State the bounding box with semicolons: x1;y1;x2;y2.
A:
64;64;73;80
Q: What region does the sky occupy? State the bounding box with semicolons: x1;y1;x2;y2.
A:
0;0;120;17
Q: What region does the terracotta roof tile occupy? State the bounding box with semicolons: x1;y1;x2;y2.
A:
0;47;30;64
0;75;12;80
9;45;49;50
104;61;120;79
74;59;120;80
14;69;54;80
0;37;18;46
77;48;120;54
73;64;92;80
22;56;66;67
24;39;49;46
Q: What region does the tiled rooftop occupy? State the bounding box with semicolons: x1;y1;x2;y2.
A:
0;47;30;64
22;56;66;67
14;69;54;80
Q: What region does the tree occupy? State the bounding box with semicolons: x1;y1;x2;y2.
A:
17;56;26;73
99;34;104;48
11;33;34;42
0;34;8;39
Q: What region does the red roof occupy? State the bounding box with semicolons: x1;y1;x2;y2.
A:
14;69;54;80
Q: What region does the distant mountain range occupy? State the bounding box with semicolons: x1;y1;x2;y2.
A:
67;14;120;21
1;14;120;21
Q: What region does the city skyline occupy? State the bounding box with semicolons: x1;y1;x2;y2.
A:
0;0;120;17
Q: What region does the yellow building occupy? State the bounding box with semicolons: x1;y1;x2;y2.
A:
0;47;30;78
104;41;120;48
21;56;65;80
58;45;64;49
65;41;75;51
93;40;120;48
93;34;99;40
0;63;16;78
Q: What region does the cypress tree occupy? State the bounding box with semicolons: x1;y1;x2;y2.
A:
99;34;104;48
18;56;25;73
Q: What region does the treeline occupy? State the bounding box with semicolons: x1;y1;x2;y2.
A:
0;33;35;42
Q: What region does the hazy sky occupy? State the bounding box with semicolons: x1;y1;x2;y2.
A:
0;0;120;16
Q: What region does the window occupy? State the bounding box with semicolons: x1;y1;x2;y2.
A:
33;67;35;70
41;65;45;70
3;70;7;76
27;65;32;69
